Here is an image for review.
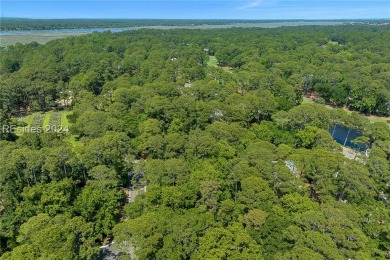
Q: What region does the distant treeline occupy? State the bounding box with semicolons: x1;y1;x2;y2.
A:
0;18;386;31
1;25;390;116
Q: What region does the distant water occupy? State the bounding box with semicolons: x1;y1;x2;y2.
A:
0;21;344;36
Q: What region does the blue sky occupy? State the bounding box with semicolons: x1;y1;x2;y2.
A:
1;1;389;19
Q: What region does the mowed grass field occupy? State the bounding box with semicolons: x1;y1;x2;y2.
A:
207;56;219;66
207;55;233;73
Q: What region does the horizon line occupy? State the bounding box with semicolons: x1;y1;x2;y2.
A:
2;17;389;20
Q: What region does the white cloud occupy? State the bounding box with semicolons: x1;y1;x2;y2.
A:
237;0;264;10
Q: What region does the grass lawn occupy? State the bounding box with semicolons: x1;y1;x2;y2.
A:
222;67;233;73
208;56;219;66
42;113;51;130
328;40;339;45
17;110;71;128
207;56;233;74
61;111;73;128
13;110;76;134
302;97;314;104
366;116;390;125
22;113;34;126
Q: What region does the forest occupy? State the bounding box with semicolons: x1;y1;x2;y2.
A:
0;24;389;259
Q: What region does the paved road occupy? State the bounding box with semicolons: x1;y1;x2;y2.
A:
98;242;119;260
98;242;135;260
128;186;146;203
99;186;146;260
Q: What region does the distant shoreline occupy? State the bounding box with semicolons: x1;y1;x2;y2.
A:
2;18;384;32
2;20;389;47
0;21;347;35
